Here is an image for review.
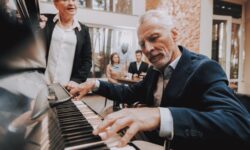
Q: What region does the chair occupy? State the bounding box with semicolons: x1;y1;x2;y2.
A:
235;93;250;113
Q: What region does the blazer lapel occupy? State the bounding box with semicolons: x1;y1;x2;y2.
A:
145;69;160;106
74;28;83;56
45;18;57;62
161;47;193;106
133;62;137;72
139;62;144;72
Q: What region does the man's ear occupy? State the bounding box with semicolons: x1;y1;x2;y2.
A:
171;27;178;42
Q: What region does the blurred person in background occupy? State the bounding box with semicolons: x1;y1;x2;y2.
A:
106;52;126;84
128;49;149;80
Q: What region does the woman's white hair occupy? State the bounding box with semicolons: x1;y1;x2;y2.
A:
138;9;173;29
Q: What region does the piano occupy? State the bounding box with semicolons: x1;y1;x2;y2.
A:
26;83;135;150
25;83;163;150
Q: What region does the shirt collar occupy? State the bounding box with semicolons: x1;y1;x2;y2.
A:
53;14;81;31
169;54;181;70
136;61;142;64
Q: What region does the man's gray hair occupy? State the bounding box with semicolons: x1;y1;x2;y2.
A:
138;9;173;28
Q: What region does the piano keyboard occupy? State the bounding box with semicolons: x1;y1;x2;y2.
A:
40;99;135;150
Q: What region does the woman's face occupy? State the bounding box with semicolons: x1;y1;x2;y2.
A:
112;54;120;64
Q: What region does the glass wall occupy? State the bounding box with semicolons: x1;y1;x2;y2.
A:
212;20;227;72
88;25;137;78
212;0;243;92
230;23;240;80
212;18;242;91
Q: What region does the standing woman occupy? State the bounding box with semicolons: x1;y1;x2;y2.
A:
106;52;125;84
40;0;92;86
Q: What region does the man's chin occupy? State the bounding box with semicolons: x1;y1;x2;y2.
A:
152;63;165;70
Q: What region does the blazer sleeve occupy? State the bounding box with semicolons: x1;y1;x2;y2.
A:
168;60;250;149
95;80;147;105
80;26;92;82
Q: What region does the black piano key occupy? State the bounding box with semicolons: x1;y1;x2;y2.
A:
60;119;89;126
62;130;93;137
50;137;65;150
60;123;91;130
49;124;64;148
65;136;101;147
57;108;80;112
59;116;87;121
64;133;95;142
57;113;83;118
84;144;110;150
56;107;78;110
61;125;93;133
45;84;110;150
59;118;88;124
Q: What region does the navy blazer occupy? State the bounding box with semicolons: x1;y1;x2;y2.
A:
41;14;92;83
128;61;149;75
95;46;250;150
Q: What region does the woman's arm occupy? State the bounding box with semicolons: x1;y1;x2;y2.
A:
106;64;119;84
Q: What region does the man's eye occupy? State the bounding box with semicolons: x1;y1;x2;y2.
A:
148;35;159;42
139;42;145;48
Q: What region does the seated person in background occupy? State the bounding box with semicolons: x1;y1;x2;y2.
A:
106;52;125;84
40;0;92;86
128;50;148;79
66;10;250;150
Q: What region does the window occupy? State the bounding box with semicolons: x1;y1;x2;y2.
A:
88;25;138;78
40;0;133;15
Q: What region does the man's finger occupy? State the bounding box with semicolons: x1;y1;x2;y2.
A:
30;100;35;110
75;90;87;100
107;116;132;138
69;87;79;96
40;15;47;21
65;84;72;91
118;123;139;147
93;114;117;135
93;109;127;135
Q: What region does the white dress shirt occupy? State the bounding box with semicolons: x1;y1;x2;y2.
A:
136;61;142;71
156;55;181;139
45;14;81;85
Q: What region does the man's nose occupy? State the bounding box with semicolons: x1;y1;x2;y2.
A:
144;41;154;53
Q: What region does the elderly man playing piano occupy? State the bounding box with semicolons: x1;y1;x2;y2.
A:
66;10;250;150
